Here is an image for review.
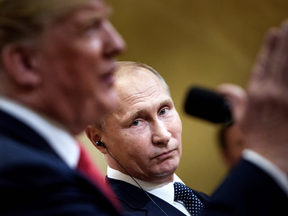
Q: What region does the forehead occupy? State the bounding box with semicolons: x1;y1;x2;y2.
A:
67;0;110;21
54;0;110;28
39;0;110;29
104;67;172;127
37;0;110;43
116;68;169;104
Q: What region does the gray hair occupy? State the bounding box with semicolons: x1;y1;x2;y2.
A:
115;61;171;96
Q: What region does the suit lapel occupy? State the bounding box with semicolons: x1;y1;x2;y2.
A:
145;194;187;216
107;177;186;216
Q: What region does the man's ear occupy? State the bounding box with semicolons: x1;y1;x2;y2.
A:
1;43;41;86
85;125;107;154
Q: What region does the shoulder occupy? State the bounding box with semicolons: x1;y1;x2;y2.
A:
0;140;119;215
202;159;288;215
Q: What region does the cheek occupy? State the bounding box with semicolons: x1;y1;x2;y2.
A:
58;39;103;76
77;36;103;65
91;84;118;115
169;114;182;140
89;38;102;55
122;129;151;157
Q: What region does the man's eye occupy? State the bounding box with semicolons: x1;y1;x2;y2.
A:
159;108;168;115
131;120;141;127
90;20;102;29
83;20;102;33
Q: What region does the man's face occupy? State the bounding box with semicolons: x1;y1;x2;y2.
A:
102;68;182;183
32;0;125;134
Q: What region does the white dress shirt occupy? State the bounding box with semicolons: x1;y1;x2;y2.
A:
0;96;80;168
107;166;191;215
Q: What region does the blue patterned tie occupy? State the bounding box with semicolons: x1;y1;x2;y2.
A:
174;182;205;216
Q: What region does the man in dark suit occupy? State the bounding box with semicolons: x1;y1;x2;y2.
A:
108;177;209;216
86;61;210;216
86;25;288;215
0;0;125;215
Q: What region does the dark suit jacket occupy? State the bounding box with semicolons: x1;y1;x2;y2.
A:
107;177;210;216
200;159;288;216
0;110;120;216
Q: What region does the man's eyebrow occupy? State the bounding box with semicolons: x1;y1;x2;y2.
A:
159;98;173;108
124;98;173;122
126;110;145;123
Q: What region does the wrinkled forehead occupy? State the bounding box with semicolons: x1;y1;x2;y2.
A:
47;0;109;23
116;67;167;100
103;67;172;129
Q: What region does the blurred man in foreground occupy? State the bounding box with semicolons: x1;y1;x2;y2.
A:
0;0;125;215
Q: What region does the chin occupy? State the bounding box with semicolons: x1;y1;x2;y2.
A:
154;164;178;178
151;170;176;183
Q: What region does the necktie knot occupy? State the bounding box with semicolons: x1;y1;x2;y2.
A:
174;182;205;216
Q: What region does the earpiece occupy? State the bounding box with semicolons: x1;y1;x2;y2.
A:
96;140;105;147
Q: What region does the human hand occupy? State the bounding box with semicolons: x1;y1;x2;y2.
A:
217;21;288;173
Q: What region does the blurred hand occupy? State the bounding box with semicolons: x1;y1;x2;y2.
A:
216;21;288;173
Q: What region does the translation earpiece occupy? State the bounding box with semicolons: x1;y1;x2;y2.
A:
96;140;105;147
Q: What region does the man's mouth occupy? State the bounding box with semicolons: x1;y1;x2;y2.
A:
153;149;175;160
100;65;116;85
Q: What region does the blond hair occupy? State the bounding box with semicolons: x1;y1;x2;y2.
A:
0;0;90;50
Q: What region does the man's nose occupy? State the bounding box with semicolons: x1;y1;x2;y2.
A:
151;120;171;146
103;21;126;57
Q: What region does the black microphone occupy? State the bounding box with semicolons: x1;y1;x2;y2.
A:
184;86;232;123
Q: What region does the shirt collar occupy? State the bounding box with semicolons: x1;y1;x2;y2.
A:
0;96;80;168
107;166;184;205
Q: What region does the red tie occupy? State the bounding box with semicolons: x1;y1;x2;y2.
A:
77;143;121;212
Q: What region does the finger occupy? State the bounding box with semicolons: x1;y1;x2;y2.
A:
249;27;280;83
275;20;288;82
216;83;246;105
